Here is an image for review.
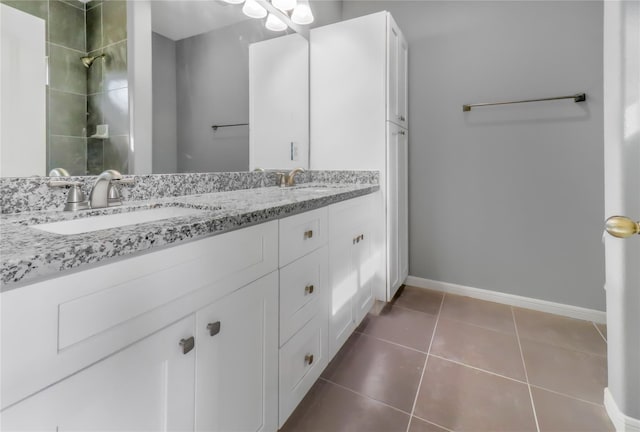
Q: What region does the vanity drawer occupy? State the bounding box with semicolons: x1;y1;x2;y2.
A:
279;207;328;267
1;221;278;410
278;314;328;427
279;246;328;346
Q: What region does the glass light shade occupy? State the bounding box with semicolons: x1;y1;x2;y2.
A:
272;0;296;12
265;13;287;31
291;2;313;25
242;0;267;19
223;0;245;4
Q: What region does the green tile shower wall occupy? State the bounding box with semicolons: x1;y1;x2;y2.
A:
86;0;128;175
0;0;128;175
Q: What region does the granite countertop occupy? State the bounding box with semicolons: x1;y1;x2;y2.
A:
0;183;379;290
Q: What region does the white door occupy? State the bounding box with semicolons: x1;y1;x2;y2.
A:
194;272;278;432
602;0;640;428
0;4;46;177
1;316;196;431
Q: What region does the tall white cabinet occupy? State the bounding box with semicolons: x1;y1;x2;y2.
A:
311;11;409;301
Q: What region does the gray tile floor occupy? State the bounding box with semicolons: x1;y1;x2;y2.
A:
281;285;614;432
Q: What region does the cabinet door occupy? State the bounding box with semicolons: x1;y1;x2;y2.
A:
328;195;377;356
398;32;409;128
387;123;409;299
398;126;409;283
1;316;196;432
387;15;408;128
195;272;278;432
354;218;376;325
328;201;359;356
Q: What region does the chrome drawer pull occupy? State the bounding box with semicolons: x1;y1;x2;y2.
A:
207;321;221;337
179;337;195;355
304;230;313;239
305;353;314;365
305;284;314;295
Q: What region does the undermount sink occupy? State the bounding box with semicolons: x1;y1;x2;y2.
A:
31;207;206;235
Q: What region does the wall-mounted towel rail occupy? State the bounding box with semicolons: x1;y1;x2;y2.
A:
463;93;586;112
211;123;249;131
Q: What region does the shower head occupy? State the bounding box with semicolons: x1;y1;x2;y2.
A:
81;53;106;68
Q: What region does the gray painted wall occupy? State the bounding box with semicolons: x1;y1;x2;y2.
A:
176;20;288;173
342;1;605;310
152;32;178;174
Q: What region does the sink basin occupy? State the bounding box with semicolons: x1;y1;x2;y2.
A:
31;207;206;235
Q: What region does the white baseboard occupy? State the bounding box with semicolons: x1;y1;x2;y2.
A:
404;276;606;324
605;388;640;432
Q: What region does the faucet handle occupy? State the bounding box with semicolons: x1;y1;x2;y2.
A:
276;173;287;187
112;178;135;185
48;181;89;211
47;179;83;188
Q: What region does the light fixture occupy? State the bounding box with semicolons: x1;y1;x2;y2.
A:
265;12;287;31
272;0;296;12
291;0;313;25
223;0;245;4
242;0;267;19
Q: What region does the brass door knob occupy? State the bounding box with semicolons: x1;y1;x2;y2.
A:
605;216;640;238
305;284;314;295
305;354;314;365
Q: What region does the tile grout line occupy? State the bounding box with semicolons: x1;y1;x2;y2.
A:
353;330;429;355
405;292;445;432
433;313;518;337
528;383;608;407
411;414;456;432
317;377;412;417
390;302;440;319
593;321;607;343
428;354;529;385
512;306;541;432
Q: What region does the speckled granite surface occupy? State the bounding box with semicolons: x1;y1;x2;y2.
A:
1;182;379;290
0;171;379;214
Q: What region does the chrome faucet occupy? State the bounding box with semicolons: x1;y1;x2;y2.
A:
286;168;305;186
89;170;122;208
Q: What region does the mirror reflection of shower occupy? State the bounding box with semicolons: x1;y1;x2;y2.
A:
81;53;106;68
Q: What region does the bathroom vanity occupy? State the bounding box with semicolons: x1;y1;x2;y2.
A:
0;173;381;431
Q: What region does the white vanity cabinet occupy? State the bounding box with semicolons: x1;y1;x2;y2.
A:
328;193;378;357
311;11;409;302
1;221;279;431
277;208;330;427
1;315;197;431
195;272;278;432
1;192;379;431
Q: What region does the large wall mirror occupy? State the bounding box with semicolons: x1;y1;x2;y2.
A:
0;0;340;178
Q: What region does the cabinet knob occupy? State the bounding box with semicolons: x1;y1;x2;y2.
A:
305;353;314;365
399;115;406;121
207;321;221;337
179;336;195;355
399;130;406;136
304;230;313;239
305;284;314;295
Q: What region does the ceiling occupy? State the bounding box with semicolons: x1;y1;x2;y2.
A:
151;0;252;41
